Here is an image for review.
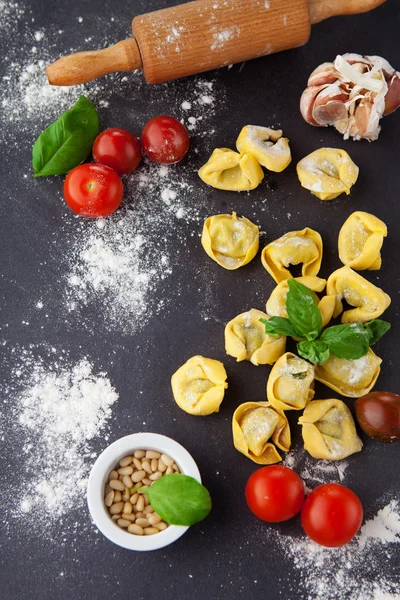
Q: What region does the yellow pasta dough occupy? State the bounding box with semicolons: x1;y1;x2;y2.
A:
236;125;291;173
201;212;259;270
326;266;391;323
267;352;315;411
314;348;382;398
171;355;228;416
298;399;363;460
225;309;286;366
261;228;323;283
198;148;264;191
265;275;335;328
232;401;290;464
338;211;387;270
297;148;359;201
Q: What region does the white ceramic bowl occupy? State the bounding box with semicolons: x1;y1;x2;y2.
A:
87;432;201;551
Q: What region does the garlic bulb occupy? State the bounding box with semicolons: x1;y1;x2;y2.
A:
300;53;400;141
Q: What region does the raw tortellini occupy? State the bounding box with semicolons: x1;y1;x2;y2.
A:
198;148;264;191
201;212;259;270
297;148;359;200
326;266;391;323
171;355;228;416
265;275;335;328
298;399;363;460
315;348;382;398
232;401;290;464
261;228;323;283
225;309;286;366
236;126;291;173
338;211;387;270
267;353;315;411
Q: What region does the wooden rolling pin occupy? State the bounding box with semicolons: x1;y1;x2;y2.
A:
47;0;386;86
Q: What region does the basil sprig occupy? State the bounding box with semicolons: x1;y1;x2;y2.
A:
32;95;99;177
262;280;390;365
132;474;212;526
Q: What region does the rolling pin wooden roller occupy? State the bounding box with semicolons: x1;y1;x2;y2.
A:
46;0;386;86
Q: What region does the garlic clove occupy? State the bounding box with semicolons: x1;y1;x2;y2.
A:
307;62;337;86
384;73;400;115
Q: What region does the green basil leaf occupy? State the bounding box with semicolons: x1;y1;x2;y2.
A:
286;279;322;339
364;320;391;345
32;95;99;177
320;323;370;360
297;340;330;365
260;317;302;339
144;474;212;526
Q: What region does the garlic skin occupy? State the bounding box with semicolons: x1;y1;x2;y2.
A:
300;53;400;141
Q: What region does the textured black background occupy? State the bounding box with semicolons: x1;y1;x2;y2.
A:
1;1;399;599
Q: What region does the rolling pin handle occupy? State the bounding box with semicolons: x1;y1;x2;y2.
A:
308;0;386;24
46;38;143;86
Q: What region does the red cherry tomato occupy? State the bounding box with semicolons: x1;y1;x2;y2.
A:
301;483;363;547
64;164;123;218
92;128;142;175
245;466;305;523
141;115;190;164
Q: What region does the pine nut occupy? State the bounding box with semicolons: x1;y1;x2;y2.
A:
119;456;133;467
118;466;133;475
128;524;144;535
133;458;142;470
131;470;146;483
146;450;160;459
122;475;133;488
105;491;114;507
122;513;136;522
160;454;174;467
110;502;124;515
123;501;133;515
136;496;145;512
117;518;131;528
109;480;125;491
158;459;167;472
142;461;152;474
144;527;159;535
148;514;161;525
105;450;176;536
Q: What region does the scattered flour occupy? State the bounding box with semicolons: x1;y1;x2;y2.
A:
5;351;118;523
274;499;400;600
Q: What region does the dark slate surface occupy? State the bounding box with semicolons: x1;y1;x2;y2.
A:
1;1;399;599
